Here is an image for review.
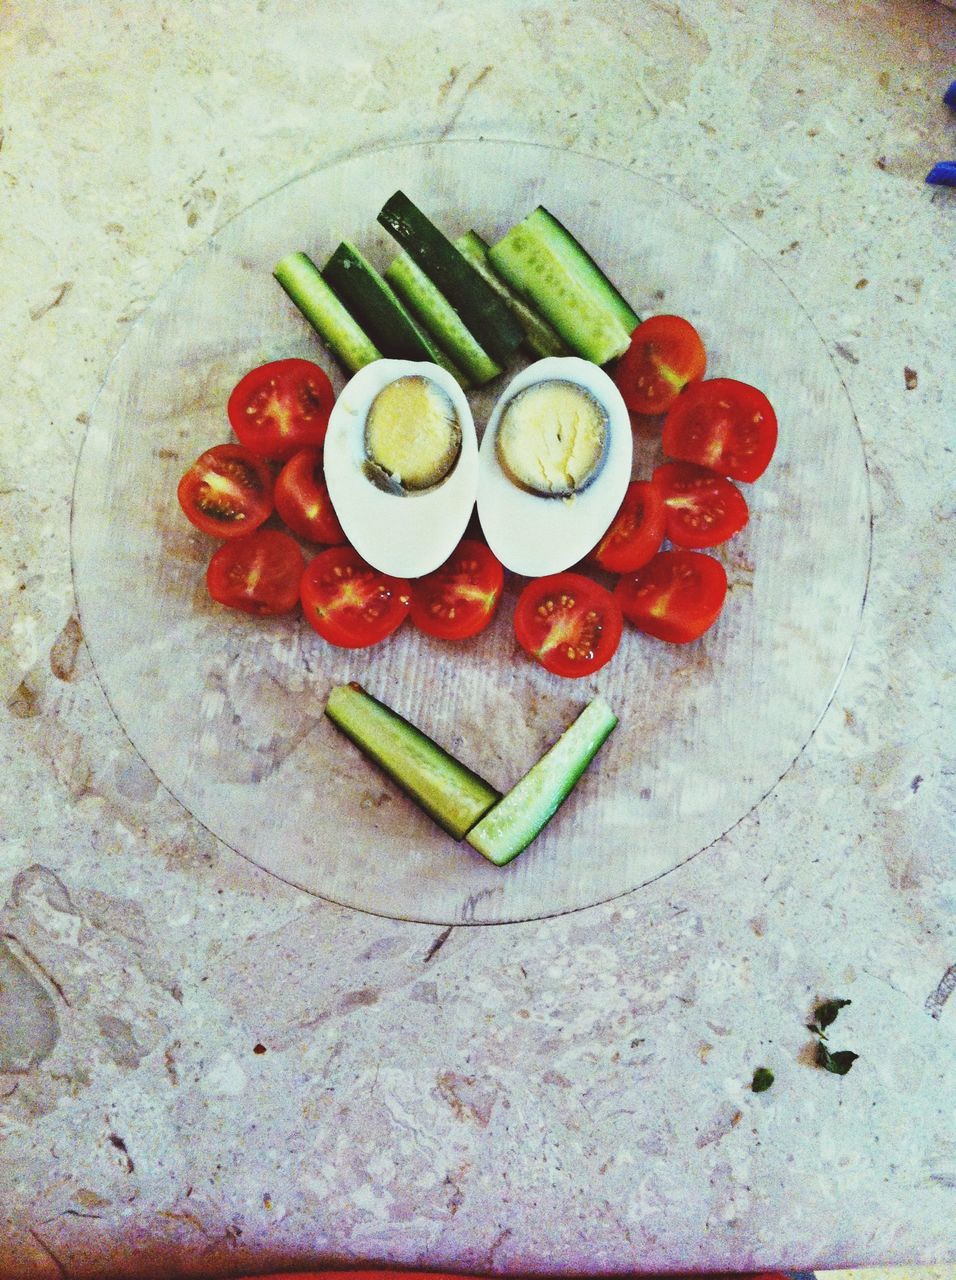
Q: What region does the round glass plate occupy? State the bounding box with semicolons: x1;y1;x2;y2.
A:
71;138;870;925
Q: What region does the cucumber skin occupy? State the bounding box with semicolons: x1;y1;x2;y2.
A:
325;683;500;842
274;252;381;373
454;231;570;360
378;191;524;365
530;207;640;334
385;251;502;386
487;214;635;366
321;241;451;368
466;697;618;866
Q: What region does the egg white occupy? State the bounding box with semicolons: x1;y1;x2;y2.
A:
323;359;479;579
476;356;633;577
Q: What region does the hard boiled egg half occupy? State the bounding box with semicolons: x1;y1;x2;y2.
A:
323;359;479;578
476;356;633;576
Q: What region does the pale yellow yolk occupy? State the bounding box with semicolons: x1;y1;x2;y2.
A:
364;375;461;492
496;380;608;497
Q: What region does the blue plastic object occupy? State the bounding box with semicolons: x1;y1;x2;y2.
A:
924;82;955;185
926;160;956;186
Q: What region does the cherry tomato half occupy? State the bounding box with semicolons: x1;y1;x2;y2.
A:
514;572;623;678
410;540;505;641
227;358;335;460
615;549;727;644
206;529;305;616
662;377;778;483
274;447;346;545
653;461;749;549
614;314;707;415
177;442;274;539
300;546;410;649
592;479;667;573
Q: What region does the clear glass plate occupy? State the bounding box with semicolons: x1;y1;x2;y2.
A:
71;138;870;924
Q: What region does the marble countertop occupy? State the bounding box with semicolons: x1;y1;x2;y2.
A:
1;1;954;1275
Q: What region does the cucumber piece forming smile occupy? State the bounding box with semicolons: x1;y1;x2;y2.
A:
325;683;500;841
466;697;618;866
324;685;617;866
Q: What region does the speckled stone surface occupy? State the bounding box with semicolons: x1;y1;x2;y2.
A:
1;1;954;1276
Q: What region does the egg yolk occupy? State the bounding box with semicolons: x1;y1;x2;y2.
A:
363;375;462;493
495;379;608;497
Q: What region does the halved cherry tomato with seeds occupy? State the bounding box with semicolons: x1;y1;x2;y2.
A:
514;572;623;678
662;377;777;482
300;545;410;649
592;479;667;573
228;358;335;460
653;461;749;549
615;549;727;644
177;443;274;539
206;530;305;616
410;540;504;641
274;448;346;545
614;314;707;415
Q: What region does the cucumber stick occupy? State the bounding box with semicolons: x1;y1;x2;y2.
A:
466;697;618;866
530;207;639;333
377;191;524;365
274;251;381;373
321;241;466;383
488;207;637;366
325;683;500;841
454;230;570;360
385;251;502;386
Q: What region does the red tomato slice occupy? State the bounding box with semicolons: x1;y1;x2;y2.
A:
662;377;778;482
177;443;274;539
410;540;505;640
227;358;335;460
653;460;749;549
206;529;305;616
614;314;707;415
514;572;623;678
274;447;346;544
300;546;410;648
592;479;667;573
615;549;727;644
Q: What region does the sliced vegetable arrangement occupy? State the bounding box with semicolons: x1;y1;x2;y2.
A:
173;187;780;862
273;194;640;384
325;682;617;864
